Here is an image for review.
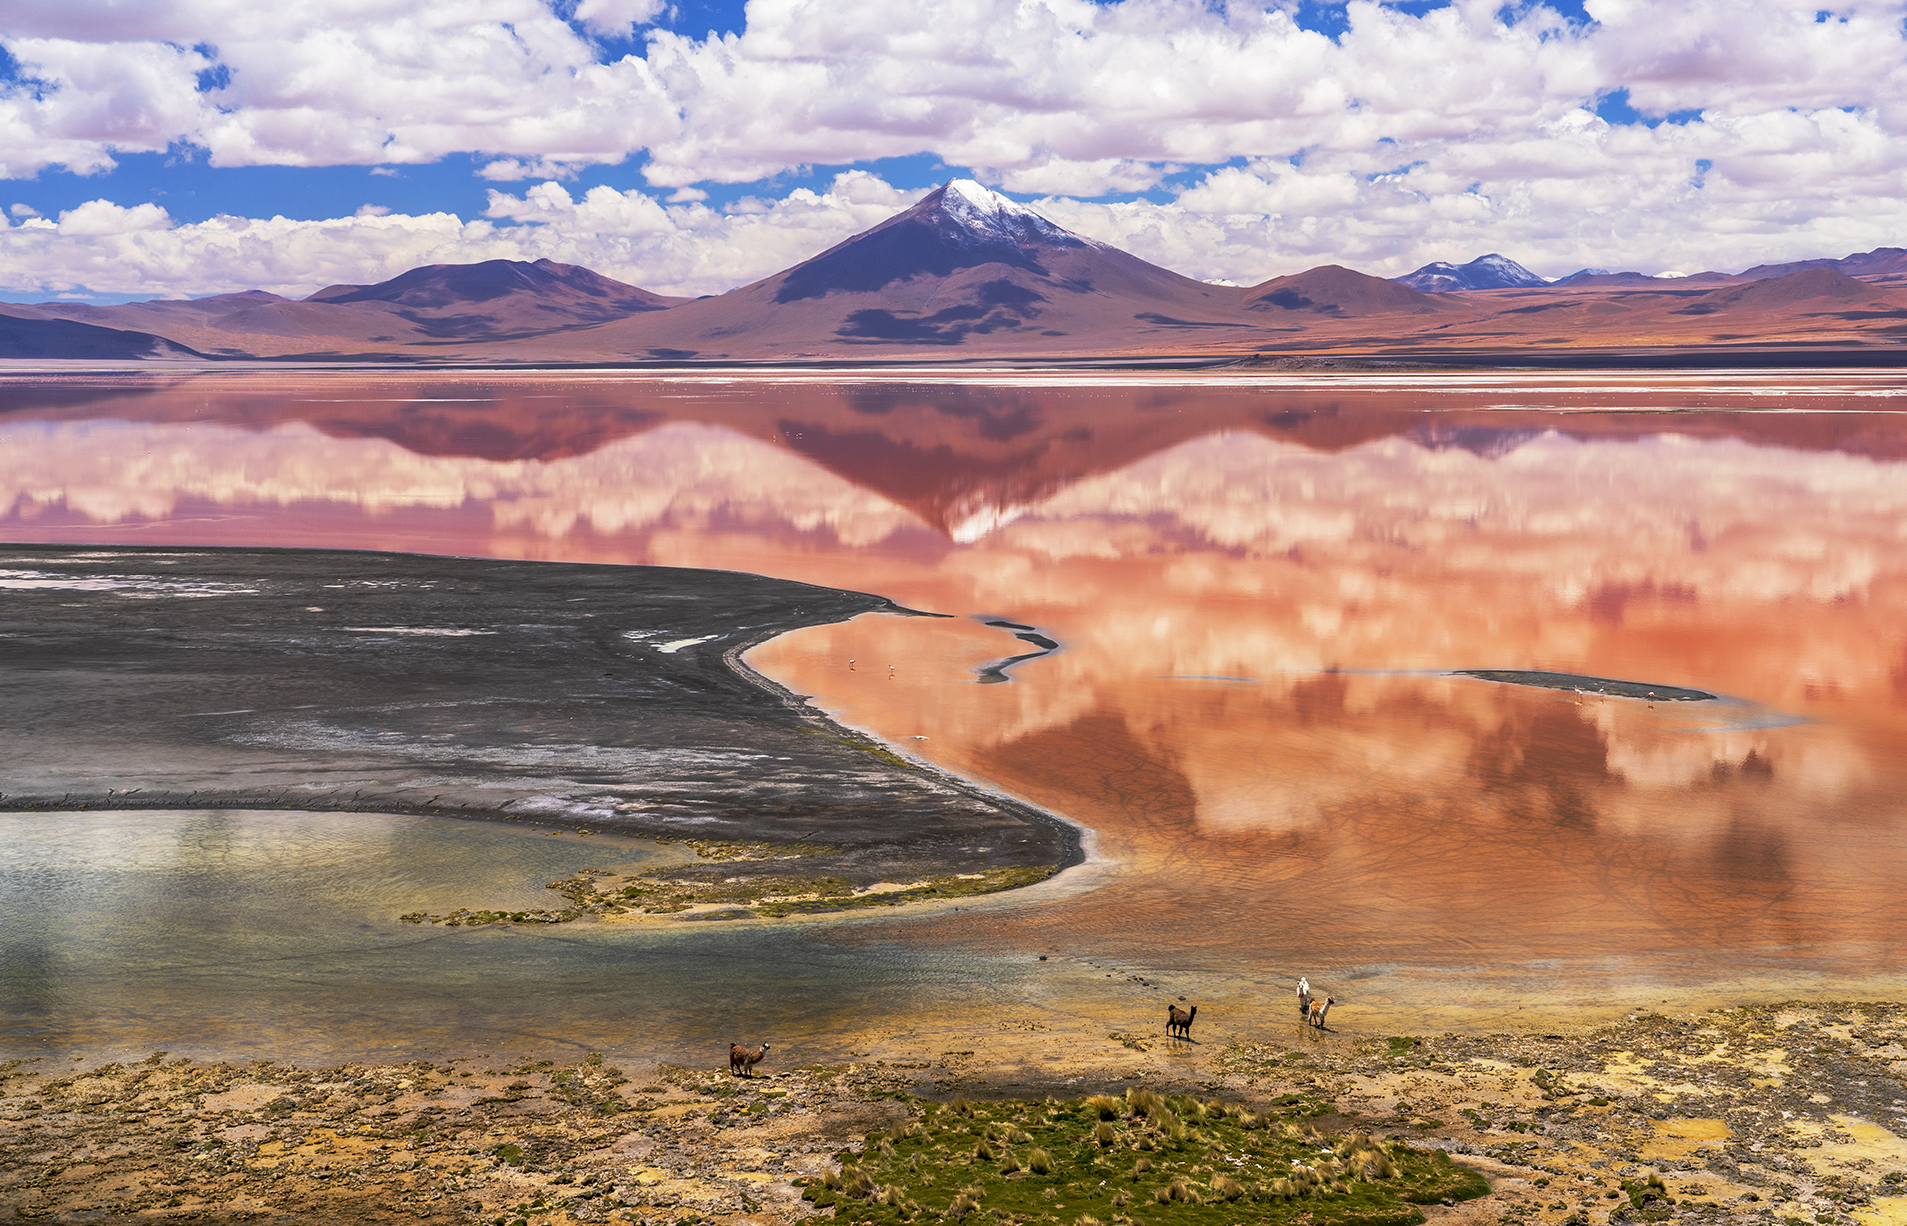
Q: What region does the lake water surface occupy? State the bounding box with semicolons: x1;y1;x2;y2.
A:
5;370;1906;1054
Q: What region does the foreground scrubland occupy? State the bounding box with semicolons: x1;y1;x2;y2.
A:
4;1004;1905;1226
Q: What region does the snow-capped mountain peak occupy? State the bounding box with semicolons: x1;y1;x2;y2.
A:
932;179;1086;249
1393;252;1549;292
1466;253;1548;286
943;178;1022;217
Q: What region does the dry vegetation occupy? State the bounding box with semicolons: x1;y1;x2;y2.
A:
4;1003;1905;1226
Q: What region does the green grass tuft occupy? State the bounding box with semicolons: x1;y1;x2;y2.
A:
802;1091;1488;1225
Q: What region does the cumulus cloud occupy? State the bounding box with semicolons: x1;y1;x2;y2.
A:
1;206;492;298
1033;98;1907;281
0;172;916;298
570;0;667;37
4;0;1907;287
2;0;678;175
54;199;171;235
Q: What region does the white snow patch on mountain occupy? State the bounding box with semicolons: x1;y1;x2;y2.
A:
936;179;1094;249
1393;251;1548;291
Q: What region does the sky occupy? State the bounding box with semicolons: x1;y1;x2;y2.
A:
2;0;1905;302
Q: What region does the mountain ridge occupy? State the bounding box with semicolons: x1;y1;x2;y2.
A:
4;182;1906;363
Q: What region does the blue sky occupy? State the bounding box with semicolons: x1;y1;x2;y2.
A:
2;0;1901;300
1;1;1607;224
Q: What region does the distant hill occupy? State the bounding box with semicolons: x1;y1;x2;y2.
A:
1;259;689;358
1674;267;1889;314
1552;269;1737;288
1736;246;1907;282
1555;247;1907;288
1394;253;1549;291
1241;265;1446;316
306;258;683;317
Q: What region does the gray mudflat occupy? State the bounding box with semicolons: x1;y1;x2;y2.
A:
0;545;1075;886
1452;669;1717;702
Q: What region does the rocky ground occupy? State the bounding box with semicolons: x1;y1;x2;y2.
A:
5;1003;1903;1226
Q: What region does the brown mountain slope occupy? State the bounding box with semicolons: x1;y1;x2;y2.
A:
1679;267;1888;311
0;312;204;360
492;181;1267;361
1241;264;1449;316
4;259;690;358
306;258;685;318
1735;245;1907;281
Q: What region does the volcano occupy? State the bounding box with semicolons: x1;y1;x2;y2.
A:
513;180;1264;359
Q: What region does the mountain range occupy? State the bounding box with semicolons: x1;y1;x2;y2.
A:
4;179;1906;365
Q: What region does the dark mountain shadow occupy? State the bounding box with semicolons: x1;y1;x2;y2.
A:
0;317;202;360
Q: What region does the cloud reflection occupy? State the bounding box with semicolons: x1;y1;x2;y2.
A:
7;373;1907;988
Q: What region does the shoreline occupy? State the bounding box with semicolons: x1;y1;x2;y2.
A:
11;345;1907;374
4;1001;1902;1225
0;544;1080;902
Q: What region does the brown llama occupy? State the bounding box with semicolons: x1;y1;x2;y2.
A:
1166;1003;1196;1039
1307;997;1336;1029
729;1042;770;1076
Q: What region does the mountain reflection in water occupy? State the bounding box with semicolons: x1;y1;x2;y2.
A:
5;371;1907;1008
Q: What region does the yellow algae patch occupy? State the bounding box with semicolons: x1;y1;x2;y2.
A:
1571;1052;1654;1096
1855;1197;1907;1226
1783;1115;1907;1180
1713;1044;1787;1086
1578;1049;1704;1099
1639;1117;1730;1162
1820;1115;1907;1164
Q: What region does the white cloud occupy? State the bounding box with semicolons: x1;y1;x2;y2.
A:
570;0;667;37
0;171;915;298
55;198;172;235
478;157;586;181
2;1;679;175
0;207;490;298
0;35;211;177
4;0;1907;285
